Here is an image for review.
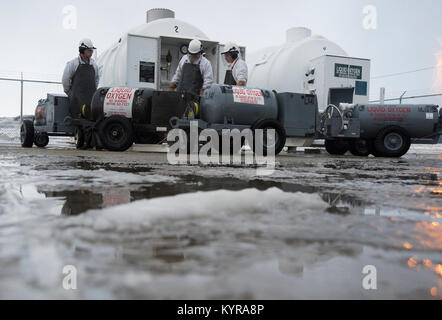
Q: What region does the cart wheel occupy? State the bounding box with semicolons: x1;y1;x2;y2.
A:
75;128;85;149
252;119;286;156
349;139;373;157
34;132;49;148
325;139;349;155
20;120;34;148
373;126;410;158
98;116;134;152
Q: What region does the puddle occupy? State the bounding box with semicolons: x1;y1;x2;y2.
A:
35;172;368;216
0;146;441;299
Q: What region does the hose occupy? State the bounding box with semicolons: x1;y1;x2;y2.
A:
322;104;344;132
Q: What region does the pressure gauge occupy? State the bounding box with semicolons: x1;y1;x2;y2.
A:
180;44;188;55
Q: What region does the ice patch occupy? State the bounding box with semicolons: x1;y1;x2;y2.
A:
71;188;328;231
408;144;442;155
0;183;35;222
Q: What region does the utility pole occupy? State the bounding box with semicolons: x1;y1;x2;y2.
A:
20;72;23;121
379;87;385;104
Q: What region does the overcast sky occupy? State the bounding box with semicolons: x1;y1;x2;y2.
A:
0;0;441;116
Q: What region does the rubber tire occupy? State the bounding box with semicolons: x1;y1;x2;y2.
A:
34;132;49;148
75;128;85;149
373;126;410;158
325;139;349;155
348;139;373;157
252;119;286;156
20;120;34;148
98;116;134;152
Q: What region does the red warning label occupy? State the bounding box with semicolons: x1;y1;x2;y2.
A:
103;87;137;118
367;106;411;122
232;87;265;105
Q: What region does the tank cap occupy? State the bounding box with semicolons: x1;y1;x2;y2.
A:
146;8;175;24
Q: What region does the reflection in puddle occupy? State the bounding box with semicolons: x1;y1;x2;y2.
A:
38;176;368;216
414;222;442;250
277;243;364;277
33;171;440;219
43;189;132;216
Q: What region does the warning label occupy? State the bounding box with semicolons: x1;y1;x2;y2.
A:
103;87;137;118
366;106;411;122
232;87;265;105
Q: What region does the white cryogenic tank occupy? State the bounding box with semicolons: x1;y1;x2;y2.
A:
247;27;371;113
97;8;222;90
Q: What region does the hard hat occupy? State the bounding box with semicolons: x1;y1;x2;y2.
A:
188;39;203;54
79;38;96;50
221;42;240;55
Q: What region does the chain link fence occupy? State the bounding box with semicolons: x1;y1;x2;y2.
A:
0;75;62;144
0;117;21;143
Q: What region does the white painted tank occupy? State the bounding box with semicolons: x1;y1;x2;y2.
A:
97;8;210;87
247;27;348;93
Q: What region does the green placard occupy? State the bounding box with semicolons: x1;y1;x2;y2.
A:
334;64;362;80
348;65;362;80
335;63;348;78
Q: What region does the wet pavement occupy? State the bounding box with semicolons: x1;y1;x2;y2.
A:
0;141;441;299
